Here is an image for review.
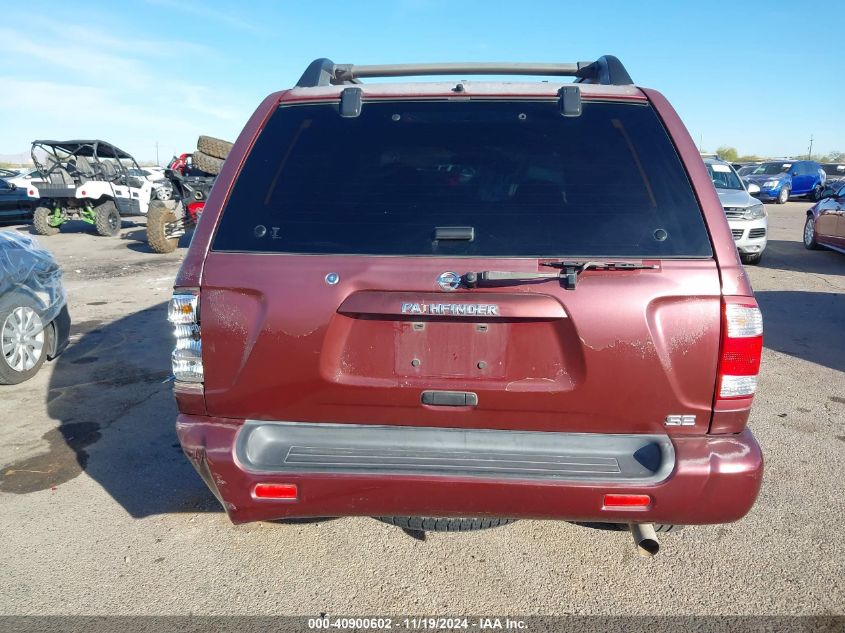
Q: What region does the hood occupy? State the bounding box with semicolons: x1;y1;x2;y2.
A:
716;189;757;207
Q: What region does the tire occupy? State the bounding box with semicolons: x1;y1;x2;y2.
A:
0;294;53;385
803;215;819;250
776;187;789;204
192;150;224;176
811;185;823;201
94;200;121;237
196;135;233;160
146;201;180;254
376;516;517;532
740;252;762;265
32;206;59;236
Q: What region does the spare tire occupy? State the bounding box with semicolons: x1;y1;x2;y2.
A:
193;150;224;176
196;135;233;160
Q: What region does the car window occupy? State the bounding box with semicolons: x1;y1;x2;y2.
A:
213;100;712;259
750;162;791;176
706;163;744;190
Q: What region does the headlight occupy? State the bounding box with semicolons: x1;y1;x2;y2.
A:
763;180;779;189
743;204;766;220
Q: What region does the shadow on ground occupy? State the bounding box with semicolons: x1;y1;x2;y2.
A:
759;239;845;275
0;302;219;516
756;290;845;373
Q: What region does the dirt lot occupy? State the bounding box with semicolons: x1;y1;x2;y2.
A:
0;203;843;617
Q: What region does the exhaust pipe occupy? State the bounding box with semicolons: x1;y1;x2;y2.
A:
629;523;660;557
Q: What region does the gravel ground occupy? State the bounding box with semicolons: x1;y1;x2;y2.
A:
0;204;843;617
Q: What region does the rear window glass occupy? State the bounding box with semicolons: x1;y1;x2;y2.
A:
213;100;712;258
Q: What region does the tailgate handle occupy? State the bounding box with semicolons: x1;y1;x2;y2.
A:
421;390;478;406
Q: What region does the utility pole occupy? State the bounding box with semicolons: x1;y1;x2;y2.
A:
808;135;813;160
155;141;160;166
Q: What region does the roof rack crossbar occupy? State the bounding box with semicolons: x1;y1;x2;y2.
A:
295;55;633;88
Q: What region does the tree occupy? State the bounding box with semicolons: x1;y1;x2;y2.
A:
715;146;739;162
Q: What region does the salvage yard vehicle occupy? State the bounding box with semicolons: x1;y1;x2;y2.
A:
171;56;764;555
803;180;845;253
0;178;36;222
26;140;156;237
744;159;825;203
705;158;767;265
146;136;231;254
0;231;70;384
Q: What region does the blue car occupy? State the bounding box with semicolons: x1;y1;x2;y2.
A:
743;160;825;204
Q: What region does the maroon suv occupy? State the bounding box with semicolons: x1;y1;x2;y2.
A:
170;56;763;553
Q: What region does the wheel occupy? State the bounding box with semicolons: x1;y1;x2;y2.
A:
803;215;819;250
146;201;181;254
776;187;789;204
740;252;762;265
0;294;53;385
811;185;823;201
375;516;517;532
94;200;121;237
32;206;60;236
192;150;224;176
154;185;173;201
196;135;233;160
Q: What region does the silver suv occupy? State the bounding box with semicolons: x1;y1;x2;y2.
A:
704;157;767;265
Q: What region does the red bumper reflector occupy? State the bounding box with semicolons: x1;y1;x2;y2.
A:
603;494;651;509
253;483;298;500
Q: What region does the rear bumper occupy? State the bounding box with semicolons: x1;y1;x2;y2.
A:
176;416;763;526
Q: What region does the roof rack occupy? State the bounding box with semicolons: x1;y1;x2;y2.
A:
296;55;633;88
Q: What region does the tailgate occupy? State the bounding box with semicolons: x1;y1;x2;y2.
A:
200;255;720;435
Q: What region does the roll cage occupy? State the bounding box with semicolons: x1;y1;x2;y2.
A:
30;140;142;186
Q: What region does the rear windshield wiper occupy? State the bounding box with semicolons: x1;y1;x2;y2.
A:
465;261;657;290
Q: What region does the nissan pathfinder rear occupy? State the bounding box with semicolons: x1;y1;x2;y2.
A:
170;56;764;555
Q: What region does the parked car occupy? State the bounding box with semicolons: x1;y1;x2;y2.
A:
26;139;157;237
0;178;36;222
821;163;845;186
743;159;825;203
803;180;845;254
0;231;70;384
170;56;763;555
0;168;19;179
705;158;767;265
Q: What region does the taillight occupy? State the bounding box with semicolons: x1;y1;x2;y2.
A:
717;298;763;400
168;289;202;382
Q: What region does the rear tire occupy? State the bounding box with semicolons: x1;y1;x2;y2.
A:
94;201;121;237
32;206;59;236
776;187;789;204
740;252;762;265
196;135;233;160
193;150;225;175
146;201;180;254
803;215;819;249
376;516;517;532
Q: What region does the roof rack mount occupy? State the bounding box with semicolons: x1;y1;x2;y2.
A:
296;55;633;88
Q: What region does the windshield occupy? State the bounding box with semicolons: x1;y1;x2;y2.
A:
706;163;744;190
213;100;712;258
750;162;791;176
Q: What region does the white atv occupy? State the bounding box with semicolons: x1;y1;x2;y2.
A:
26;140;156;237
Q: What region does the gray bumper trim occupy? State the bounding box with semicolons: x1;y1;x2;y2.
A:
236;421;675;484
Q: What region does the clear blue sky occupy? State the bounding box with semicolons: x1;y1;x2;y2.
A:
0;0;842;164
